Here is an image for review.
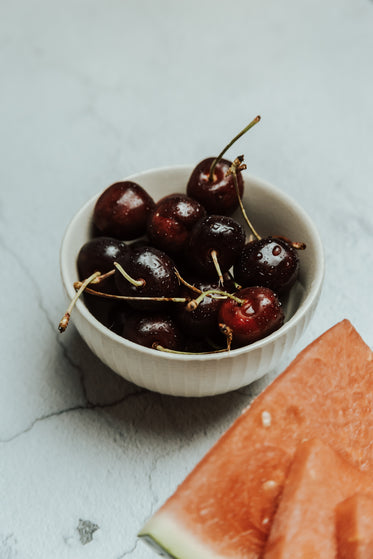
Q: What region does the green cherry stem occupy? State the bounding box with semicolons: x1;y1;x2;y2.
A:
219;323;233;351
153;344;229;355
210;249;224;285
227;270;242;290
186;289;244;312
228;157;307;250
58;271;102;332
114;261;145;287
273;235;307;250
174;268;202;294
209;115;261;181
91;269;115;283
228;156;262;240
73;282;188;303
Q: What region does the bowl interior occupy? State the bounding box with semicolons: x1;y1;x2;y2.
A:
60;165;324;361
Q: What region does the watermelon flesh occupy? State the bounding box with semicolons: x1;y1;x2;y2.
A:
139;320;373;558
263;438;373;559
336;493;373;559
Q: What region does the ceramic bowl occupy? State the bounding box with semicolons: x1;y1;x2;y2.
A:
60;165;324;397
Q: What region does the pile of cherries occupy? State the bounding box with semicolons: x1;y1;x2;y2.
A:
59;117;305;354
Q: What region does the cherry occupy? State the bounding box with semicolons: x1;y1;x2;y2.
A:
120;312;184;351
83;295;118;330
186;116;260;215
183;337;218;353
186;215;245;281
218;286;284;348
147;193;206;254
186;157;244;216
106;303;131;335
77;236;130;293
176;277;234;339
114;246;180;310
234;237;300;295
93;181;155;240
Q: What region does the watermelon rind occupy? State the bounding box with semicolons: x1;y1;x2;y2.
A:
138;510;228;559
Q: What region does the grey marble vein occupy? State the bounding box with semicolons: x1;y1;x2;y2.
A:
0;389;147;444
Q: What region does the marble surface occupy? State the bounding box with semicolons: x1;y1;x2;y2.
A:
1;0;372;557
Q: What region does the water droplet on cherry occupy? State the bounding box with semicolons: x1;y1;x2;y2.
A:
114;246;180;310
234;237;300;295
187;215;245;280
93;181;155;240
219;286;284;347
147;193;206;253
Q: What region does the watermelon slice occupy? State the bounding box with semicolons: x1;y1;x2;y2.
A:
263;438;373;558
139;320;373;559
336;493;373;559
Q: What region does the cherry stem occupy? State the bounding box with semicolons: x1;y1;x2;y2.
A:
114;261;145;288
227;270;242;290
219;323;233;351
209;115;261;181
273;235;307;250
228;156;262;240
91;269;115;283
153;344;229;355
174;268;202;294
187;289;244;311
58;271;101;332
73;282;188;303
210;249;224;285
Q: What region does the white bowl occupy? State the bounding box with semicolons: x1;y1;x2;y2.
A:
60;165;324;397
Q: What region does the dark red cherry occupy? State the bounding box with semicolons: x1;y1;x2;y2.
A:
234;237;300;295
186;116;261;215
114;246;180;311
176;277;235;339
120;312;184;351
186;157;243;215
93;181;155;240
183;337;218;353
83;295;117;330
187;215;245;279
107;303;131;335
77;236;130;293
147;193;206;253
218;286;284;347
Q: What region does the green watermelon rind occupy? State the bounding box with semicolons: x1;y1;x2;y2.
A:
138;511;227;559
138;534;175;558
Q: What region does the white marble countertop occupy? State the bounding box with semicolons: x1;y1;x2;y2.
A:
1;0;372;557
